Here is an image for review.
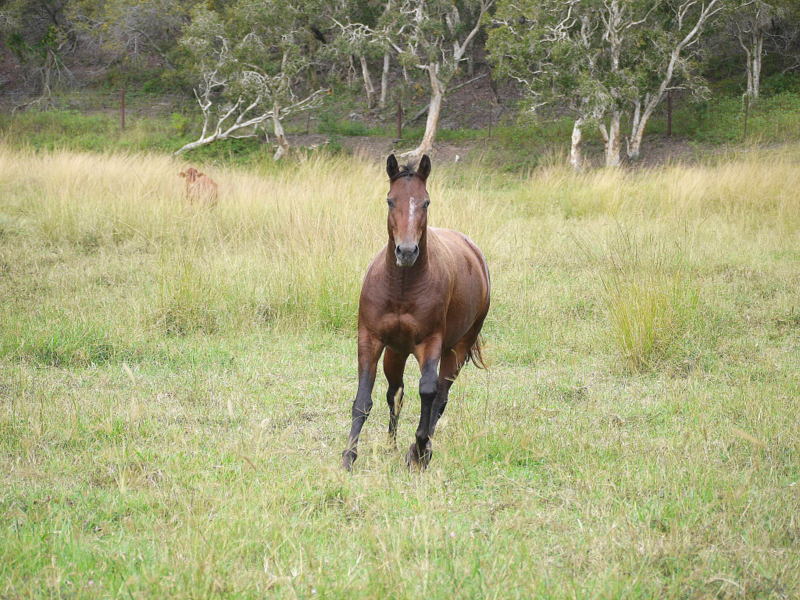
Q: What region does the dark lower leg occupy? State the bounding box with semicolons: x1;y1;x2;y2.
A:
342;336;383;470
407;361;438;468
429;348;462;436
429;378;453;436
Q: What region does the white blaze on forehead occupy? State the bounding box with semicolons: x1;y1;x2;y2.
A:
408;197;416;228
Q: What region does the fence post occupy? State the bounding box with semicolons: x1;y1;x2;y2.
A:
396;99;403;140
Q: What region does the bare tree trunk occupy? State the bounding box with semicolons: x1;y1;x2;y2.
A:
570;118;584;171
379;53;390;109
627;98;654;161
750;30;763;100
272;103;289;161
627;111;652;161
600;111;621;167
402;64;443;161
360;55;376;109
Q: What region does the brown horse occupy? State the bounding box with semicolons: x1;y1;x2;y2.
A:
342;154;490;470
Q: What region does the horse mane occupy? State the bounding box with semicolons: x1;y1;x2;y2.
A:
389;164;420;182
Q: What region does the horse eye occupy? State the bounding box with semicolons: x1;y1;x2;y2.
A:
387;198;395;208
423;200;430;208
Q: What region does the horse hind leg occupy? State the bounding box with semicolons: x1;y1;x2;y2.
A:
429;323;485;436
383;348;408;446
429;345;466;437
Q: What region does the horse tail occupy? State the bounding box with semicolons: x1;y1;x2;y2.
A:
466;334;488;370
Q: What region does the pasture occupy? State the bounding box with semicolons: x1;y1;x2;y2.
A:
1;147;799;598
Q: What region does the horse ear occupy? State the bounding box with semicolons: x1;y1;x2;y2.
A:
417;154;431;182
386;154;399;180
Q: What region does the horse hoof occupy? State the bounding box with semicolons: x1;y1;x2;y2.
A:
405;442;432;470
342;450;357;471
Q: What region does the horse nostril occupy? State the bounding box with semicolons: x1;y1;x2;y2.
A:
411;244;419;255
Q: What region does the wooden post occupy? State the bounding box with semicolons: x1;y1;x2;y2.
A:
666;90;672;137
396;99;403;140
120;88;126;130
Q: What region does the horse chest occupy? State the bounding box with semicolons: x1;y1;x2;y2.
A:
376;309;435;352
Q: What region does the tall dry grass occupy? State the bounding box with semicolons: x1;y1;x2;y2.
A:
0;145;798;367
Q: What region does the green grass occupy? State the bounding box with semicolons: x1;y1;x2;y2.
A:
1;147;799;598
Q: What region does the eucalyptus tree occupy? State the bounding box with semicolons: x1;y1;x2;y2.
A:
728;0;798;101
488;0;612;170
391;0;495;160
69;0;194;70
174;1;328;159
331;0;389;109
623;0;725;161
339;0;494;161
489;0;724;167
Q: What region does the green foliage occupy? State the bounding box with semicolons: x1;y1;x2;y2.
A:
760;72;800;96
169;112;190;136
645;90;800;144
318;114;374;136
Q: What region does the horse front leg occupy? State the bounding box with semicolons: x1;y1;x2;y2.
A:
342;331;384;470
407;336;442;470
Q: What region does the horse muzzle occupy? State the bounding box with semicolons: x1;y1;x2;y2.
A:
395;243;420;267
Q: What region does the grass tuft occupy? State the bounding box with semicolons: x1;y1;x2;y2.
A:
596;230;701;372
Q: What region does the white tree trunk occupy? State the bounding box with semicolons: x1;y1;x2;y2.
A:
627;98;655;161
360;55;376;108
627;116;649;161
272;103;289;161
750;31;763;100
600;111;622;168
379;52;390;109
401;64;443;161
570;118;584;171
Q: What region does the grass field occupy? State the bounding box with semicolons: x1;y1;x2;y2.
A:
1;146;799;598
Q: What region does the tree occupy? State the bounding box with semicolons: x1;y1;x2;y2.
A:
621;0;725;161
488;0;724;167
727;0;798;101
488;1;612;170
69;0;196;71
174;4;328;159
393;0;495;160
0;0;76;108
340;0;494;161
331;1;388;110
